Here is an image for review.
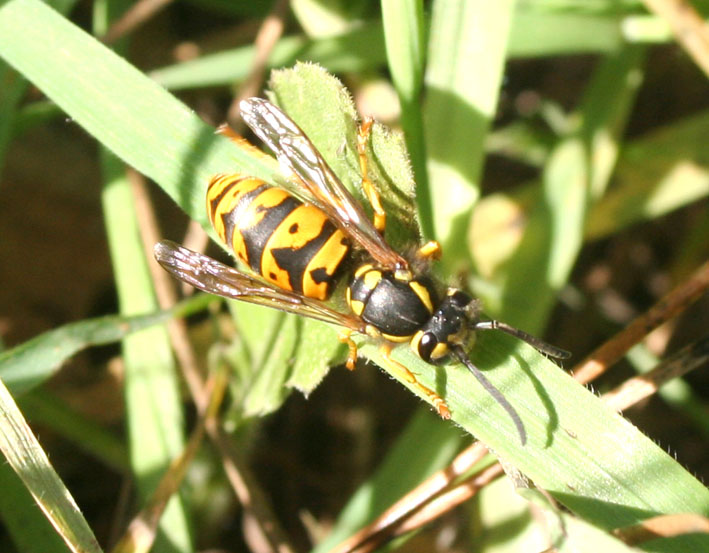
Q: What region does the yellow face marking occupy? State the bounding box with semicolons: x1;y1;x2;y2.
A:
430;342;449;360
410;330;448;360
410;330;423;352
408;281;434;314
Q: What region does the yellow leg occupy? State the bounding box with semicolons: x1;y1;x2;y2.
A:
338;330;358;370
357;118;387;234
379;344;451;419
417;240;442;260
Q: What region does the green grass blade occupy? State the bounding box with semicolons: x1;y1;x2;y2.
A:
0;60;27;177
0;0;279;229
496;45;645;333
382;1;427;98
423;1;513;262
0;462;72;553
0;377;103;553
357;335;709;535
100;151;192;553
552;513;639;553
150;22;388;90
381;0;432;239
480;109;709;246
477;476;642;553
0;308;182;395
509;9;624;57
586;109;709;240
0;0;76;177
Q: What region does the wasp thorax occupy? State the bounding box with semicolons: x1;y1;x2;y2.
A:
346;266;438;342
411;289;478;362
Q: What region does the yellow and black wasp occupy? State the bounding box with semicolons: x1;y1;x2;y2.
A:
154;97;569;443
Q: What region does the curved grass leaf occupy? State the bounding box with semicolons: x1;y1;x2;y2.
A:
0;378;103;553
0;300;206;396
151;22;387;90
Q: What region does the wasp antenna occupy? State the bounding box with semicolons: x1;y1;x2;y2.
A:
473;320;571;359
451;346;526;445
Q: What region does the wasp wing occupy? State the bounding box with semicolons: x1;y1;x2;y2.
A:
240;97;408;272
154;240;365;332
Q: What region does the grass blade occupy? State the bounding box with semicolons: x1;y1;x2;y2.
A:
0;308;184;395
423;1;513;262
100;152;192;552
381;0;432;239
0;377;103;553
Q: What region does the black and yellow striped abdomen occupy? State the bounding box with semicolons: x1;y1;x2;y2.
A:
207;174;350;301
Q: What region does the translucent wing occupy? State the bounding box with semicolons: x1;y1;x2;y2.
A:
154;240;365;332
240;97;408;272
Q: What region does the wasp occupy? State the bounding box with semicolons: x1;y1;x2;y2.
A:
154;97;569;443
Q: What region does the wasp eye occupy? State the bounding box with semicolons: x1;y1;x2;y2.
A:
417;332;438;362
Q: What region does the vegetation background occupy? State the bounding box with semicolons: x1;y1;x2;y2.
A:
0;1;707;553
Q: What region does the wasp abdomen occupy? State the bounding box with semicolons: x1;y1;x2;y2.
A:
207;174;349;300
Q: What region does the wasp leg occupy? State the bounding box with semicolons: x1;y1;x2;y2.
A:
357;118;387;234
416;240;442;260
338;330;359;370
216;123;239;140
379;343;451;419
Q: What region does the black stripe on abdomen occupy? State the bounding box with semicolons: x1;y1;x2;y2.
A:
239;194;301;275
269;219;337;295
